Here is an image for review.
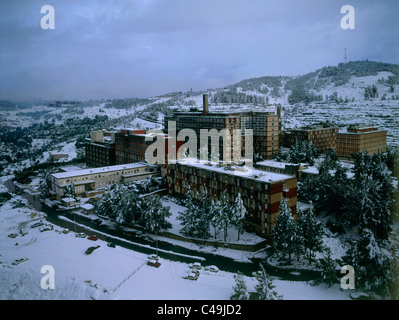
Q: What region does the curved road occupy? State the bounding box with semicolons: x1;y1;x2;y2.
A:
4;179;321;281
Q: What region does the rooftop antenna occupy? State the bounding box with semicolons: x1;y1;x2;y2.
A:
344;48;347;63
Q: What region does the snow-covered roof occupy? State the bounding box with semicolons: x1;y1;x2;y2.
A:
255;160;307;169
301;167;355;179
52;163;148;179
176;158;294;183
59;166;84;172
256;160;288;169
80;203;94;210
0;185;9;193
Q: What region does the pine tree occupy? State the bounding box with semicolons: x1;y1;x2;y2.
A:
210;199;223;239
231;193;247;241
230;272;249;300
389;228;399;299
255;263;282;300
272;199;298;262
39;171;52;199
177;187;211;239
346;229;391;296
315;247;338;287
177;186;200;237
298;208;324;264
348;151;393;238
140;195;172;234
64;183;76;200
219;190;233;242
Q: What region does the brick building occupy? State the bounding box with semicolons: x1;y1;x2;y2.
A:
164;94;281;161
336;125;387;159
85;131;116;167
285;124;338;152
115;129;151;164
166;158;297;235
115;129;182;165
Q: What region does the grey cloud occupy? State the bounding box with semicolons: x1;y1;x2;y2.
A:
0;0;398;101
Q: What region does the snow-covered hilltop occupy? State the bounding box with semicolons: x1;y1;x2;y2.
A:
1;60;398;176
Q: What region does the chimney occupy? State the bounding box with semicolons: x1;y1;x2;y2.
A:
203;94;209;115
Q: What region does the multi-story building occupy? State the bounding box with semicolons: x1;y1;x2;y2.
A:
166;158;297;235
336;125;387;159
241;111;280;159
50;163;159;201
85;130;117;167
115;129;177;165
164;94;281;161
115;129;151;164
285;124;338;152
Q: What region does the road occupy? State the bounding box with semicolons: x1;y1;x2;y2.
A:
4;178;321;281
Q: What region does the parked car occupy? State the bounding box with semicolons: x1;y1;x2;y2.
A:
85;245;100;255
183;271;199;280
87;235;98;241
12;258;29;265
147;259;161;268
204;265;219;273
93;219;102;225
62;228;70;234
107;242;116;248
148;254;159;261
189;262;202;270
8;233;18;238
76;232;86;238
39;224;53;232
31;221;44;228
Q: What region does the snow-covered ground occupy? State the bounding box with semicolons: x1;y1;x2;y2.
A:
0;195;353;300
39;140;78;163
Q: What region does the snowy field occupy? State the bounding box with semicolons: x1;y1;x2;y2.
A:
0;195;352;300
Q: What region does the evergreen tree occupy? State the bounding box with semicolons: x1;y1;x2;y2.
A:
140;195;172;234
315;247;338;287
272;199;298;261
255;263;282;300
298;208;324;264
95;184;141;224
349;151;393;238
230;272;249;300
218;190;233;242
39;170;53;198
64;183;76;200
231;193;247;241
210;199;223;239
177;187;211;239
345;229;391;296
389;228;399;299
178;186;200;237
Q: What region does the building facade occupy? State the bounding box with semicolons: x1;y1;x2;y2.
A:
164;94;281;161
50;163;159;201
115;129;148;164
166;158;297;235
285;124;338;152
336;126;387;159
85;130;116;167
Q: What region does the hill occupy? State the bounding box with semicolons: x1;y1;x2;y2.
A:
1;60;398;176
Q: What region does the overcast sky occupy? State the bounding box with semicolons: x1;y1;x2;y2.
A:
0;0;398;101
